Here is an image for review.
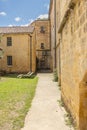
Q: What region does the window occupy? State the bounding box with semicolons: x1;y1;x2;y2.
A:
42;51;47;56
40;26;45;33
7;56;12;65
41;43;44;49
7;37;12;46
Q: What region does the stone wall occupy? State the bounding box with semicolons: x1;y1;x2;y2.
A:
0;33;36;73
32;32;36;72
49;0;55;70
50;0;87;129
59;0;87;129
33;20;52;71
56;0;61;85
35;20;50;50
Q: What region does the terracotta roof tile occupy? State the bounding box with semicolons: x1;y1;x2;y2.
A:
0;26;34;34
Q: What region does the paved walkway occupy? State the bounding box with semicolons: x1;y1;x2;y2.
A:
21;73;74;130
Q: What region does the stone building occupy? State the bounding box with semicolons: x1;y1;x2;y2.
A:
1;0;87;129
49;0;61;85
0;26;36;73
31;19;52;72
0;19;51;73
49;0;55;70
49;0;87;129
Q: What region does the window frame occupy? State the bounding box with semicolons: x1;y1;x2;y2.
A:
7;56;12;66
7;37;12;46
41;43;44;49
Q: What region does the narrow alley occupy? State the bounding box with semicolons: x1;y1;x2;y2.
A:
21;73;74;130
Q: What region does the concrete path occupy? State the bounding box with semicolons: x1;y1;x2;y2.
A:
21;73;74;130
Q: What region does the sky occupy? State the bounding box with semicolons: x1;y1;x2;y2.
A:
0;0;50;27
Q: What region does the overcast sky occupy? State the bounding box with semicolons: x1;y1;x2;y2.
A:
0;0;50;26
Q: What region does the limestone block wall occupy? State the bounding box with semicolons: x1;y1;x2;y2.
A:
49;0;55;70
0;33;36;73
56;0;61;84
60;0;87;129
31;32;36;72
33;19;52;71
35;20;50;50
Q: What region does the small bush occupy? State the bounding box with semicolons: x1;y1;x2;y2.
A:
64;113;73;127
53;69;58;82
58;99;74;128
57;99;64;107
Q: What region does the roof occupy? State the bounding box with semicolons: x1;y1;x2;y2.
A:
0;26;34;34
36;18;49;21
30;19;49;26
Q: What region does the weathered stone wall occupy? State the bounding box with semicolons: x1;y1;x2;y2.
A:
56;0;61;85
59;0;87;129
33;20;52;71
31;32;36;72
0;33;36;73
35;20;50;50
49;0;55;70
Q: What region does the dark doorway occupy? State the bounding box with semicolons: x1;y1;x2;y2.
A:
36;50;51;72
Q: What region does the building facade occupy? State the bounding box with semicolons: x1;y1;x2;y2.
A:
49;0;61;85
0;26;36;73
32;19;52;72
50;0;87;129
49;0;56;71
0;19;52;73
1;0;87;129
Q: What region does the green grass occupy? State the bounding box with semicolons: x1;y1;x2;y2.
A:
57;99;64;107
0;76;38;130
